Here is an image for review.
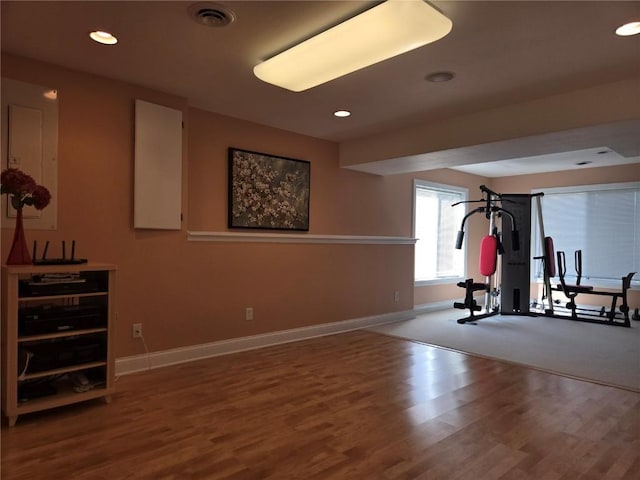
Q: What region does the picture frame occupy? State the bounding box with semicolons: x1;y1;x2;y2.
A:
228;148;310;231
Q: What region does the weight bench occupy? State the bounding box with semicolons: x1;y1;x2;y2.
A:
552;245;635;327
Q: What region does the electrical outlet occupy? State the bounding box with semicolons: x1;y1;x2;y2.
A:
245;307;254;321
132;323;143;338
394;291;400;302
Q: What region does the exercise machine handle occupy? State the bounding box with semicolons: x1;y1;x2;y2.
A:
454;206;483;250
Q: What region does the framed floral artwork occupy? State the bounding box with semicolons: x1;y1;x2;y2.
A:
228;148;310;231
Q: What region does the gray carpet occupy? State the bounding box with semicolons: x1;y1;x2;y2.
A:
368;309;640;391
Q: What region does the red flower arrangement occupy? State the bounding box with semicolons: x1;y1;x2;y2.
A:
1;168;51;211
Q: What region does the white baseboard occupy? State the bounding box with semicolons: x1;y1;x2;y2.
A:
115;308;418;376
413;299;459;315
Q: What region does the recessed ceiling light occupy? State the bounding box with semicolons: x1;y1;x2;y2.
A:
426;71;455;83
576;161;593;166
90;30;118;45
615;22;640;36
42;90;57;100
334;110;351;118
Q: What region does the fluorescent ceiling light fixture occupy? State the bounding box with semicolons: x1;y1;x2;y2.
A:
334;110;351;118
615;21;640;36
90;30;118;45
254;0;452;92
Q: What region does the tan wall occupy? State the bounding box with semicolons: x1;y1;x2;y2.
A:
1;54;418;358
187;108;411;237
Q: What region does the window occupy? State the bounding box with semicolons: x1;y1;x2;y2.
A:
413;180;467;284
532;182;640;287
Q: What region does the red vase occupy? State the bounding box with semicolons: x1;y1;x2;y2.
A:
6;209;32;265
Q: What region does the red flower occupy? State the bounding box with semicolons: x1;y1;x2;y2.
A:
1;168;36;195
1;168;51;210
29;185;51;210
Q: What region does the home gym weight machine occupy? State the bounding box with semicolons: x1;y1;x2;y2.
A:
453;185;638;327
453;185;541;323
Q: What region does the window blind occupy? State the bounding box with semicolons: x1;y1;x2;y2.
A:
533;182;640;286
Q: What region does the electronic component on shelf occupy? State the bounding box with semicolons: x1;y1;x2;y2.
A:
18;270;106;297
32;240;88;265
19;276;101;297
19;304;106;336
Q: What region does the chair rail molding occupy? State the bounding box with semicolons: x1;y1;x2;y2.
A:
187;231;417;245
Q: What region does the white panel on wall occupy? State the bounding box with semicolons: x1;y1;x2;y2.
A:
1;78;58;230
8;104;43;218
134;100;183;230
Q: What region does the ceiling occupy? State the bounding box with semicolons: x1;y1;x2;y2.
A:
1;1;639;177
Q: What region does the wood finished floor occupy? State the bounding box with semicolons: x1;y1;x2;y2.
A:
1;330;639;480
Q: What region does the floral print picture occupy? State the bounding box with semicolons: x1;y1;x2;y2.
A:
228;148;310;231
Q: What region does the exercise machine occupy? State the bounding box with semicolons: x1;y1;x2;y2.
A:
453;185;540;323
453;185;637;327
534;237;636;327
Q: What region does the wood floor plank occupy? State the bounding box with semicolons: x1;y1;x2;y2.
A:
1;330;638;479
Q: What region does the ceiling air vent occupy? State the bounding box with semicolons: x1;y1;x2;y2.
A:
188;2;235;27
